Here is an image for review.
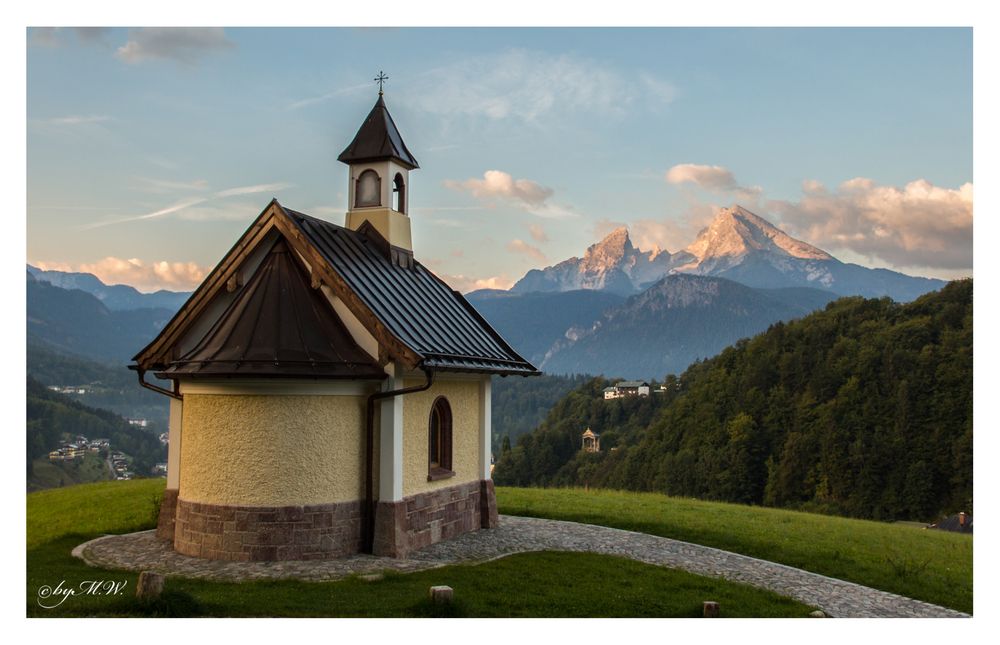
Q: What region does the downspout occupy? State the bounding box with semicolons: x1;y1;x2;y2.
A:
363;367;433;553
129;365;182;400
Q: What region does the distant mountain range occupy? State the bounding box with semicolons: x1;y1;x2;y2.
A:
471;205;951;379
539;275;838;378
26;271;175;364
512;205;946;302
27;264;192;311
25;206;954;383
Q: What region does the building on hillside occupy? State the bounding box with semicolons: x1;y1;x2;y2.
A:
581;428;601;453
603;381;651;399
928;512;973;534
131;82;538;562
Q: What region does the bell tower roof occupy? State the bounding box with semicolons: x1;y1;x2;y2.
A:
337;93;420;170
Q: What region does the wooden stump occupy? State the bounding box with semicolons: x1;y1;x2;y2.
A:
702;601;720;618
136;571;164;600
429;585;454;604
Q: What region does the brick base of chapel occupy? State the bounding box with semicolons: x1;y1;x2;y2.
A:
372;479;498;558
157;480;498;561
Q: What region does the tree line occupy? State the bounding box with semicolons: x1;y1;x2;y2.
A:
494;280;972;522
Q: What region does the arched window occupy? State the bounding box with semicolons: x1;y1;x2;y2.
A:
392;173;406;213
355;169;381;208
428;396;454;480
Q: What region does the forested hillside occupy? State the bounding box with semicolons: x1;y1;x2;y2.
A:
491;373;593;452
494;280;972;522
27;377;167;488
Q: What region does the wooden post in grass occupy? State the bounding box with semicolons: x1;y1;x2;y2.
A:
430;585;453;604
703;601;720;617
136;571;164;600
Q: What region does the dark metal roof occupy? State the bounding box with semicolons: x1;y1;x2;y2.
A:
281;206;539;376
157;239;387;381
337;94;420;170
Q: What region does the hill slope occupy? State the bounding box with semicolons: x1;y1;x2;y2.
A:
496;280;972;522
540;275;837;379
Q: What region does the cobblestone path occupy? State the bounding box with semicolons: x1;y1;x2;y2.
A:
73;514;967;618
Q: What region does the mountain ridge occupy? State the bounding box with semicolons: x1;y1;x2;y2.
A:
511;205;946;302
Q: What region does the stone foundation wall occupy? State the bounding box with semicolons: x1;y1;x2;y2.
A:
373;479;497;558
156;488;179;541
174;498;362;561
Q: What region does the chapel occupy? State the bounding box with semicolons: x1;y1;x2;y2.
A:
131;81;538;561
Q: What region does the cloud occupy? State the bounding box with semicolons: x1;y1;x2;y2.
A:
286;82;373;110
408;49;675;124
768;178;973;271
437;273;515;293
82;181;291;229
444;170;576;219
666;164;739;191
29;27;60;47
29;27;112;48
445;170;552;206
666;163;763;204
35;257;209;292
135;177;210;194
42;115;111;126
528;224;549;243
116;28;234;65
506;239;546;262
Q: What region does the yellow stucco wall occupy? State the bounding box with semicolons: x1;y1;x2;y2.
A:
402;379;481;496
179;393;367;506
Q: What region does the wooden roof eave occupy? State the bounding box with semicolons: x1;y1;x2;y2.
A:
132;199;283;370
134;199;426;375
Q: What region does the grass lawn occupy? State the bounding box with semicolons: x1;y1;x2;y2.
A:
497;487;972;614
26;480;814;618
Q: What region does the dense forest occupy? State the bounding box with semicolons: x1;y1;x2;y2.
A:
491;373;592;452
27;376;167;482
494;280;972;522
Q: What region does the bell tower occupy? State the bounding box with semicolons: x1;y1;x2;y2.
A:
338;72;420;254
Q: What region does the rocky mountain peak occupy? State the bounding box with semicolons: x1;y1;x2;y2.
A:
685;205;832;262
583;227;633;267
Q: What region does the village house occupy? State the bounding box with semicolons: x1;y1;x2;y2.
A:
603;381;651;399
131;84;538;562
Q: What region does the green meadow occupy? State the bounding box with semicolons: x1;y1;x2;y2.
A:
26;480;969;617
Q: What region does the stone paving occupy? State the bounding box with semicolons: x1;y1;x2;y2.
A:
73;514;968;618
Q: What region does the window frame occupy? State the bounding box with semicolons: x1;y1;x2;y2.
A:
392;172;406;214
427;396;454;481
355;169;381;208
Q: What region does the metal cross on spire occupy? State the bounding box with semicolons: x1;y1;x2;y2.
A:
374;70;388;95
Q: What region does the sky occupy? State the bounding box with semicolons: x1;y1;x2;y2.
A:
26;26;973;292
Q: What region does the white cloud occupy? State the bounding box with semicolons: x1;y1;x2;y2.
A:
136;177;210;194
666;164;739;191
445;170;552;206
444;170;576;219
82;182;291;229
528;224;549;243
36;257;210;293
407;49;675;124
666;163;763;205
46;115;112;126
437;273;515;293
769;178;973;271
214;182;290;198
506;239;546;262
116;28;234;65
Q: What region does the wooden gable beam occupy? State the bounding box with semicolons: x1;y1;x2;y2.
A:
133;201;281;369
